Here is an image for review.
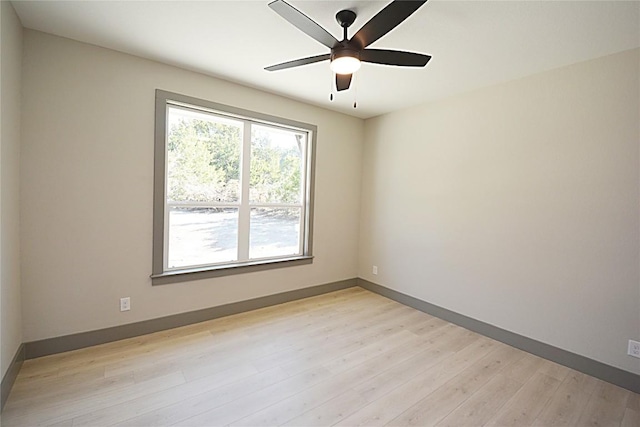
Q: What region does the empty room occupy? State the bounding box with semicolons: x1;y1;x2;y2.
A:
1;0;639;426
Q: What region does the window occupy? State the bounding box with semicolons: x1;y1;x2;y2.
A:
152;90;315;285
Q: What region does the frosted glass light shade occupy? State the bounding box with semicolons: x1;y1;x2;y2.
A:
330;56;361;74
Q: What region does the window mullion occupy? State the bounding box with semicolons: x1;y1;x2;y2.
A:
237;122;252;261
300;136;308;255
162;106;170;272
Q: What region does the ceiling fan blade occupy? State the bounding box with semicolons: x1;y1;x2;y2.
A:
352;0;427;49
268;0;339;49
336;74;352;92
361;49;431;67
265;53;330;71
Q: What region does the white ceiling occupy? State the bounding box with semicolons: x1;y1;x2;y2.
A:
11;0;640;119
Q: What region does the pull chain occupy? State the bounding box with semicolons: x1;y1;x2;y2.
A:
329;70;335;101
353;72;358;108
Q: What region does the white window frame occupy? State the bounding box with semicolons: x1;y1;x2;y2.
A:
152;90;315;285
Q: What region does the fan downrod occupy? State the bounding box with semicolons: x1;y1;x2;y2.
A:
335;10;356;41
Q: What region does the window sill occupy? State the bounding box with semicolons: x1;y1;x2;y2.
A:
151;256;314;285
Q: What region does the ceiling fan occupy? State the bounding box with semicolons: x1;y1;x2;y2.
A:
265;0;431;92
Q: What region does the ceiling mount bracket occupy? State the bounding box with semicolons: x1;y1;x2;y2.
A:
336;10;356;28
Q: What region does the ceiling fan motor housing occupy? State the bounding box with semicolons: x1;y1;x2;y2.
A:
331;47;360;62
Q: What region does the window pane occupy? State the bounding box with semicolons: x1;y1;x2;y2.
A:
167;106;242;203
250;125;304;204
168;207;238;268
250;208;301;259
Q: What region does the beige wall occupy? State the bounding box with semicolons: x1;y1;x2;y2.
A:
20;30;363;342
1;0;23;378
359;48;640;374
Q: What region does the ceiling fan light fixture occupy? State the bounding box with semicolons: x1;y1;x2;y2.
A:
330;56;361;74
266;0;430;91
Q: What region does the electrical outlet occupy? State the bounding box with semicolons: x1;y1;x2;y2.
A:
628;340;640;359
120;297;131;312
372;265;378;275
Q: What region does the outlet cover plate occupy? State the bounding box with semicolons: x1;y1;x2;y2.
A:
628;340;640;359
120;297;131;312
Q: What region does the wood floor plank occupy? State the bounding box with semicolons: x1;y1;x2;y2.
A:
171;367;333;426
351;325;481;403
626;391;640;411
230;356;389;426
485;371;562;427
250;304;410;373
230;327;442;426
500;351;545;384
67;363;259;426
246;300;406;373
279;325;470;426
387;345;525;426
434;373;523;427
336;337;500;427
536;359;571;382
115;367;290;427
3;371;186;427
5;372;137;415
47;420;73;427
282;388;369;427
406;316;449;335
575;380;629;427
324;320;450;378
2;287;637;427
319;329;420;375
8;366;106;402
532;369;599;426
621;408;640;427
268;311;425;377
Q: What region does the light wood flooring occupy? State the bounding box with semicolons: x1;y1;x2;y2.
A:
2;287;638;426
